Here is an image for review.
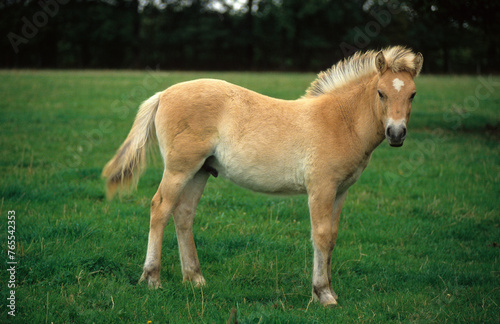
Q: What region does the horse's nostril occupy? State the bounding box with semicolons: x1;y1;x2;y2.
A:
401;127;407;138
386;126;392;137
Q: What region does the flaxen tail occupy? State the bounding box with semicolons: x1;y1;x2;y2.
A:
102;92;162;199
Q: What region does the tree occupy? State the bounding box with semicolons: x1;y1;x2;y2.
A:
0;0;497;72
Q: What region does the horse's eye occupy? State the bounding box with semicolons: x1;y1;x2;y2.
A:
378;90;384;99
410;92;416;101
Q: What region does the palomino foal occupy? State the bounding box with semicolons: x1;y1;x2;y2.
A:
103;46;423;306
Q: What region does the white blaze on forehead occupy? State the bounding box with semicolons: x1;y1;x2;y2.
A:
392;78;405;92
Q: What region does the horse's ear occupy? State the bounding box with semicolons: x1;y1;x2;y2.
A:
375;51;387;74
413;52;424;77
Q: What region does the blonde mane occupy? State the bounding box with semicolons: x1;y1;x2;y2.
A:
305;46;421;97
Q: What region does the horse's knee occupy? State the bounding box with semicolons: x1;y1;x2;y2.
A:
150;193;172;228
312;227;336;251
150;193;161;210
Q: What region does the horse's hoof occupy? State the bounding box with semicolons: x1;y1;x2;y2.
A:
313;288;338;307
139;271;162;289
194;276;206;287
183;273;206;287
322;297;338;307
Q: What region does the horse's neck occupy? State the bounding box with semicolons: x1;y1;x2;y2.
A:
331;76;386;154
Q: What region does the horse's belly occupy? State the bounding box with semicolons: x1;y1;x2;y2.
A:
209;148;306;195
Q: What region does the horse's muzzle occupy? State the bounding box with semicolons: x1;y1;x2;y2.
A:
386;124;407;147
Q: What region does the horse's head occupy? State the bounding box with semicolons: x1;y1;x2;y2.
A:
375;51;423;147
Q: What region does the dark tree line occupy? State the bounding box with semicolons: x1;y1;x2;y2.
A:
1;0;498;73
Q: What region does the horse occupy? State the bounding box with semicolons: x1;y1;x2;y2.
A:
102;46;423;307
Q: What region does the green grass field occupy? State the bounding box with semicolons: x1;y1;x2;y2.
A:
0;70;499;323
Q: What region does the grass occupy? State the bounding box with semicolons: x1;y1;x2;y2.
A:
0;70;499;323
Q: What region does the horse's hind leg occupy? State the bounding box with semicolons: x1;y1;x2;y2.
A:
173;171;210;286
139;171;192;288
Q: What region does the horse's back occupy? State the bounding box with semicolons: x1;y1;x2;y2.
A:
156;78;310;195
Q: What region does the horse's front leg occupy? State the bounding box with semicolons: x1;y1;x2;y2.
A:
308;185;347;307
